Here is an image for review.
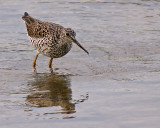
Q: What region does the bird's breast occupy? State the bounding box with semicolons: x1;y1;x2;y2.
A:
29;36;72;58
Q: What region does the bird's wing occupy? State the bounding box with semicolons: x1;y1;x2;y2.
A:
46;23;65;44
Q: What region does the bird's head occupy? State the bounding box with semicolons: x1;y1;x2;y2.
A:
22;12;35;25
65;28;89;55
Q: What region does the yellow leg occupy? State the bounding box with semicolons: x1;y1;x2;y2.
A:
49;58;53;68
33;53;39;68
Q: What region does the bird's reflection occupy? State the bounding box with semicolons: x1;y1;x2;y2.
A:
26;72;75;113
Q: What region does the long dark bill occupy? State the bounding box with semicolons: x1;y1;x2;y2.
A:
73;39;89;55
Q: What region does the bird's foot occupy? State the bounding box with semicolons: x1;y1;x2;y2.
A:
32;53;39;72
49;58;53;68
33;64;36;72
49;64;52;68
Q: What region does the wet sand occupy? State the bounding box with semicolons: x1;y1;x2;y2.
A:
0;0;160;128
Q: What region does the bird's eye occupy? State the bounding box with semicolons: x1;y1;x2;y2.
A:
66;33;70;36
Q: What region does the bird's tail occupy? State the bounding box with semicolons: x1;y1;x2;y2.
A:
22;12;35;24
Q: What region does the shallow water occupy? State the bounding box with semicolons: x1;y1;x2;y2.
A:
0;0;160;127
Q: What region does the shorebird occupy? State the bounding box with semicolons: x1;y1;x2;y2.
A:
22;12;89;69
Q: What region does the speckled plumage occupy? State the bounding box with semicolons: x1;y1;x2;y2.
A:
22;12;89;68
